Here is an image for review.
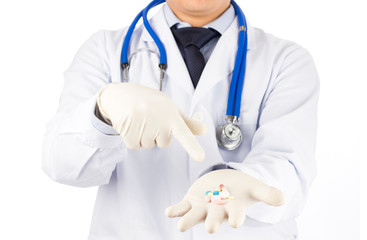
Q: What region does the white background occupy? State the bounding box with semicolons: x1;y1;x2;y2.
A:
0;0;364;239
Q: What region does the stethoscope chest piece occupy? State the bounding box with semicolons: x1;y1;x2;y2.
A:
216;122;242;150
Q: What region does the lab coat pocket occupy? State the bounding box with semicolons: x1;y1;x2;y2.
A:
216;109;259;163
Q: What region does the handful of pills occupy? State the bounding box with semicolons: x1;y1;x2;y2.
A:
204;184;235;205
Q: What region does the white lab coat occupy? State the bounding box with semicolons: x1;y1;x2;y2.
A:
42;5;319;240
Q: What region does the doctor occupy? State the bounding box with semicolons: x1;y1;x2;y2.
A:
42;0;319;239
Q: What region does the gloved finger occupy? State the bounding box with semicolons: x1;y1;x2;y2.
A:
165;200;191;218
205;205;226;234
155;130;172;148
178;109;207;135
226;201;247;228
250;184;285;206
123;117;143;150
113;116;130;137
177;206;207;232
171;117;205;162
182;116;207;135
140;124;158;149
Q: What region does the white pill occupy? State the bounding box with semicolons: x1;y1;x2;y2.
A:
219;191;229;199
210;195;221;203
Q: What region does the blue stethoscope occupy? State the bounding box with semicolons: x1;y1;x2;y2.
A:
121;0;248;151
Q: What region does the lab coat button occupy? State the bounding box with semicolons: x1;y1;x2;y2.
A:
192;111;204;122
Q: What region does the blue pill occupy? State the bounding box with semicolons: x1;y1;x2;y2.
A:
205;191;212;195
213;191;219;195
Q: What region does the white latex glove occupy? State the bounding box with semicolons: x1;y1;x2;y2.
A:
165;169;285;233
97;82;206;162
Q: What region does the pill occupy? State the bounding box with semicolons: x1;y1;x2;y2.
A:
211;195;221;203
215;199;227;205
219;191;229;199
204;186;234;204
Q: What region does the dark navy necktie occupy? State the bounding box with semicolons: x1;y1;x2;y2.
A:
171;26;220;88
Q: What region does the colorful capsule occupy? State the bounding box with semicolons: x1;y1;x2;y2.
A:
204;184;234;204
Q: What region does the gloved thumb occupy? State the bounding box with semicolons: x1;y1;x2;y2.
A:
251;185;285;206
178;109;207;135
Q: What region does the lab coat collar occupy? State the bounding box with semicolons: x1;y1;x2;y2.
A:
141;6;196;96
192;15;256;107
139;5;257;104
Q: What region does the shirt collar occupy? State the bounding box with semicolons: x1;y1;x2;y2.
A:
163;4;236;35
141;6;256;50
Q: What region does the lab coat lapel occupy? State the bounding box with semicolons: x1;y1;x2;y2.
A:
192;19;256;108
139;6;257;106
141;7;194;97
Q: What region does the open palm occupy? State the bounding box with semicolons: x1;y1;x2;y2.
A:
165;169;285;233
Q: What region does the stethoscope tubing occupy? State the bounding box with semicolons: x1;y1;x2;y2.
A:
121;0;166;67
226;0;248;119
121;10;143;66
121;0;248;120
142;0;167;66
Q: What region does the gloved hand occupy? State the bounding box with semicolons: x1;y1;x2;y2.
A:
97;82;206;162
165;169;285;233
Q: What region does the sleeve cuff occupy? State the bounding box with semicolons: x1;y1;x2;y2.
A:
90;104;119;136
198;163;234;177
58;94;123;149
